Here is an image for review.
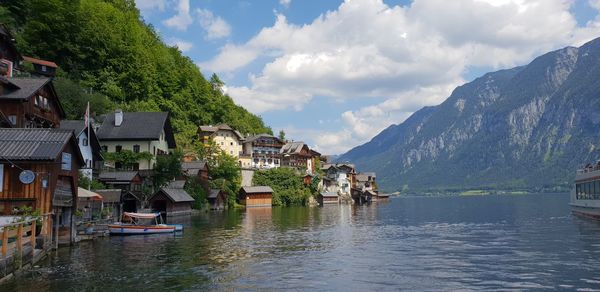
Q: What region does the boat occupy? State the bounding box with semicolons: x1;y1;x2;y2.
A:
570;161;600;219
108;212;179;235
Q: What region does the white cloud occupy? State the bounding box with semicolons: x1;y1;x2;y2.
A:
280;0;292;9
135;0;167;11
162;0;193;31
197;9;232;40
590;0;600;10
167;38;193;52
204;0;600;154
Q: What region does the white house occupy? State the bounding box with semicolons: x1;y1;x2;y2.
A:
60;120;103;180
321;164;356;195
198;124;244;158
96;110;176;170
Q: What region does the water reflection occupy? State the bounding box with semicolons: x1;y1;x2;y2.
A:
5;194;600;290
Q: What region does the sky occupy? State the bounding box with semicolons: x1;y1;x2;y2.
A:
136;0;600;155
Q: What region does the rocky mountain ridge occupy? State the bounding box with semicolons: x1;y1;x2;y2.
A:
339;38;600;192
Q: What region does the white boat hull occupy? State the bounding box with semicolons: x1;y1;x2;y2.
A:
108;224;176;235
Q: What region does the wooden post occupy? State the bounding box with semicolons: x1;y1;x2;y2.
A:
17;223;23;268
1;227;7;257
30;220;36;250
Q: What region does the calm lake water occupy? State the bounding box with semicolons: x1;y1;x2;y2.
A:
4;193;600;291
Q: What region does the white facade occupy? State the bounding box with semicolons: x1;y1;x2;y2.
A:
76;131;94;180
100;131;170;170
204;129;243;158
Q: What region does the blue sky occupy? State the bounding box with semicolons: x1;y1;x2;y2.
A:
136;0;600;154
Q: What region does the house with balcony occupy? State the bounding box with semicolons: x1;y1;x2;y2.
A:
243;134;285;169
96;110;176;170
321;163;356;196
280;141;320;174
0;77;65;128
198;124;244;158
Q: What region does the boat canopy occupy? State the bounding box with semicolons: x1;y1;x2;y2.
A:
123;212;160;219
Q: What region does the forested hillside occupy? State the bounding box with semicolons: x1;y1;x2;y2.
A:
0;0;272;147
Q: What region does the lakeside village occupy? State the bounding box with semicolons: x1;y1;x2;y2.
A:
0;25;386;279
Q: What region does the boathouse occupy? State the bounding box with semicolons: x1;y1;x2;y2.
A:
318;191;339;205
208;188;227;210
239;186;273;207
149;182;195;217
0;128;84;245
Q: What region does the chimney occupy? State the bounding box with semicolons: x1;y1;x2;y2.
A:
114;109;123;127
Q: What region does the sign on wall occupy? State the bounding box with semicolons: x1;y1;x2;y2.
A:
61;153;71;171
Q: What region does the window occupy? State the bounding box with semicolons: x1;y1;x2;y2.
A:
115;145;122;152
221;142;224;146
133;145;140;153
101;145;108;152
230;142;234;146
82;137;88;146
41;65;47;72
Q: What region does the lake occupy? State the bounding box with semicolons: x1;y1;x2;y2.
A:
4;193;600;291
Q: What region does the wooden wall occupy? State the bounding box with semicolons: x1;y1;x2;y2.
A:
242;193;272;207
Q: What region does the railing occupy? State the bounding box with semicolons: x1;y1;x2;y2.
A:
0;213;52;261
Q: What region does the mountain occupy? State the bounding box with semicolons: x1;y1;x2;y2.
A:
339;38;600;193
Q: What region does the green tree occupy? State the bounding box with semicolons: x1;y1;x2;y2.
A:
252;168;311;206
104;150;153;170
278;130;286;141
153;151;183;188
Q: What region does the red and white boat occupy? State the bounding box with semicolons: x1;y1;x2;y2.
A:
570;161;600;219
108;212;176;235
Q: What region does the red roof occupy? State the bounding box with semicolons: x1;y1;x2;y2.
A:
23;56;58;68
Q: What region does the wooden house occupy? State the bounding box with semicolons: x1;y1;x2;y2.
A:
208;188;227;210
22;56;58;77
0;24;21;77
280;141;319;174
0;128;84;245
97;171;144;211
149;181;194;217
0;77;65;128
181;160;209;187
318;192;339;205
239;186;273;207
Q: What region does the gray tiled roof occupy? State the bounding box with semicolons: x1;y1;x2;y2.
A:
158;188;195;202
0;77;51;100
356;174;370;182
241;186;273;194
198;124;244;140
97;112;176;148
0;128;76;160
167;180;186;188
181;161;207;176
280;141;307;154
59;120;86;135
244;134;283;144
95;189;122;203
320;192;338;198
98;171;139;182
208;189;221;199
